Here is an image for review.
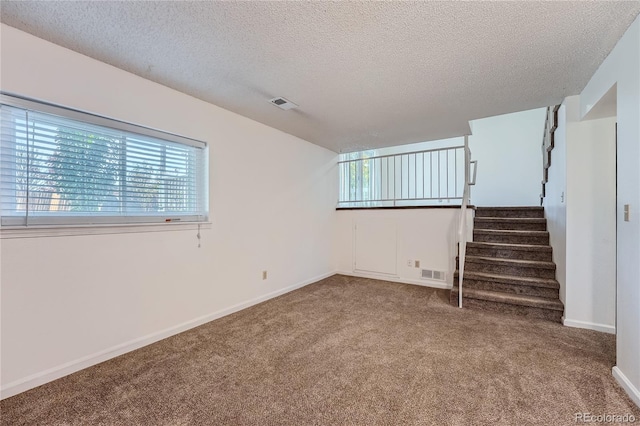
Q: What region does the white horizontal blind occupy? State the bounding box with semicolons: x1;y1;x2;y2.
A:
0;96;207;226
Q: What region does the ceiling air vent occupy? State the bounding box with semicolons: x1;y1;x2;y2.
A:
269;97;298;110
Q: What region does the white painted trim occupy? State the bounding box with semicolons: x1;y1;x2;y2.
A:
562;317;616;334
0;222;213;239
0;270;336;400
353;269;398;277
613;366;640;408
337;270;452;290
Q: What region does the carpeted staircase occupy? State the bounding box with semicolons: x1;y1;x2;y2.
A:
450;206;564;322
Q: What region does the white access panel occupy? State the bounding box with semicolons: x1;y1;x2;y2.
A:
354;217;397;275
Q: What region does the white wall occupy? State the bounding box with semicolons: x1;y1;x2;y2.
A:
579;14;640;407
0;25;337;398
357;137;464;157
334;209;473;288
543;104;567;304
469;109;546;207
563;97;617;333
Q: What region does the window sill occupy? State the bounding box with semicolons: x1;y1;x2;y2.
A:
0;221;212;239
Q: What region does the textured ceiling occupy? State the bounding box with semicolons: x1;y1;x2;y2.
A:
2;2;639;153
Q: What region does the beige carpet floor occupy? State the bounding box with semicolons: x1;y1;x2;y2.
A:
2;274;638;425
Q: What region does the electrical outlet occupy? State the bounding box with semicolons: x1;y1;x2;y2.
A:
262;270;268;280
407;260;412;267
415;260;420;268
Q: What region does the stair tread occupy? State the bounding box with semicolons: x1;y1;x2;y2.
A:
476;206;544;210
475;217;546;223
464;255;556;269
454;206;561;318
454;270;560;288
450;287;564;311
474;229;549;235
466;241;552;251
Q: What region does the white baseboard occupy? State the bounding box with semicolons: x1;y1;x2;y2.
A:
562;317;616;334
337;270;452;290
0;270;336;400
613;366;640;408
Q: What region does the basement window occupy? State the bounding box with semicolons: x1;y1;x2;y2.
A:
0;94;208;227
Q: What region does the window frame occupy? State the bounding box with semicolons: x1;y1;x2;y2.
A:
0;93;209;228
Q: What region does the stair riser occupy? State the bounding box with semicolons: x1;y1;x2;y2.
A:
456;278;560;298
473;220;546;231
474;232;549;245
452;206;564;321
449;292;562;323
475;209;544;218
462;260;556;279
465;246;552;261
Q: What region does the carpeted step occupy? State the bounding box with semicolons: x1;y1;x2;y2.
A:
453;270;560;298
473;217;547;231
464;241;553;261
475;206;545;219
452;205;563;322
458;256;556;279
474;229;549;245
449;286;563;322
